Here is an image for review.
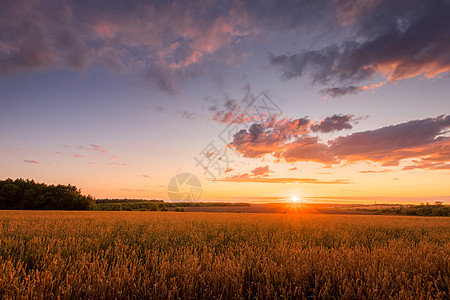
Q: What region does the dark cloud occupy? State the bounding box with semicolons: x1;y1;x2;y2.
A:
310;114;355;133
241;0;334;31
3;0;449;95
0;0;251;92
269;0;450;96
320;86;360;98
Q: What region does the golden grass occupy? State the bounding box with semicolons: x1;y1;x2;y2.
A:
0;210;449;299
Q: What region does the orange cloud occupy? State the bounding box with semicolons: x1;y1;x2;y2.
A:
218;176;351;184
250;165;272;177
229;115;450;168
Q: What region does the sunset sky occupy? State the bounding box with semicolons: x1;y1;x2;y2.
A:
1;0;449;204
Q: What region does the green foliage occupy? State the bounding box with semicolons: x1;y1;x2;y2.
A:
96;199;250;211
174;207;185;212
358;203;449;216
150;203;159;211
0;178;97;210
96;199;249;211
404;204;449;216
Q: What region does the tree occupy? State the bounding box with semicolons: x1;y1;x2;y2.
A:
0;179;96;210
150;203;159;211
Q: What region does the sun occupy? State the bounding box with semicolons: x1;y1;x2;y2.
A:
291;196;299;203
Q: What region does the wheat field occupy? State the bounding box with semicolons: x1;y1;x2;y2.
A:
0;211;449;299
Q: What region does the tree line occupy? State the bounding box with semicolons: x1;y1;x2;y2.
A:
96;199;250;211
0;179;251;211
361;203;449;216
0;179;97;210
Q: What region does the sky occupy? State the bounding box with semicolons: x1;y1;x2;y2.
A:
1;0;450;204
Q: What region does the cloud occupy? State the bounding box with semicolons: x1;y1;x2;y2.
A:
220;165;272;181
105;162;131;167
359;170;391;174
218;176;351;184
229;114;353;161
310;114;355;133
216;164;350;184
224;167;234;173
3;0;449;95
281;136;337;164
178;110;198;120
320;86;361;98
0;0;253;93
64;144;108;154
229;114;450;168
230;116;310;158
145;64;179;95
329;115;450;165
61;143;131;166
269;0;450;96
250;165;272;177
218;163;349;184
24;160;39;164
208;86;261;125
402;161;450;171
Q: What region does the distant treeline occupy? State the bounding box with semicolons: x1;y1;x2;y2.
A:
0;180;251;211
0;179;97;210
96;199;250;211
360;203;449;216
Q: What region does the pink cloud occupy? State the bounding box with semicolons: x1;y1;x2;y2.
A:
65;144;108;154
24;160;39;164
229;115;450;169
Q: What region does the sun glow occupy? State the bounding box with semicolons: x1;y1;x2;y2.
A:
291;196;299;203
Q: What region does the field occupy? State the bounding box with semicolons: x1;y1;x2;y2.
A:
0;211;449;299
